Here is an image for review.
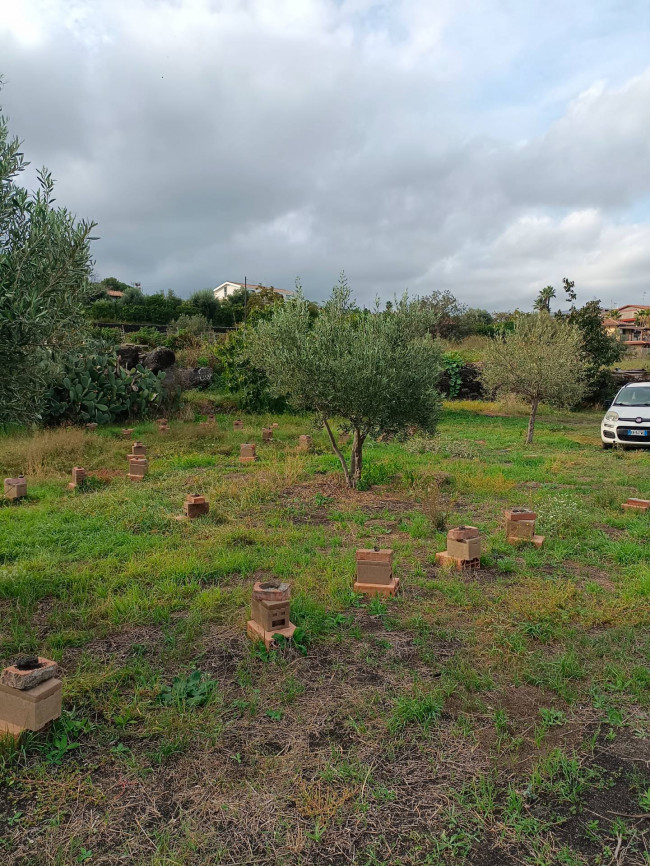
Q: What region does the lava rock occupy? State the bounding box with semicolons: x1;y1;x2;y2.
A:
142;347;176;373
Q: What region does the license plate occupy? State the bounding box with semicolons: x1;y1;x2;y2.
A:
627;429;648;437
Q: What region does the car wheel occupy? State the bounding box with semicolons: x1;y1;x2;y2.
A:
601;442;614;450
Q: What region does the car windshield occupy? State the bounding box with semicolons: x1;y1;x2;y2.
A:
613;387;650;407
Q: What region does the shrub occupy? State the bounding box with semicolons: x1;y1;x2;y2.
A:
44;349;166;425
129;326;163;348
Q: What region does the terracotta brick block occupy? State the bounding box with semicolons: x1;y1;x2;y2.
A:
353;577;400;597
233;419;244;430
262;427;273;442
0;678;62;736
122;428;134;438
131;441;147;456
435;551;480;571
504;508;537;522
532;535;545;548
128;457;148;480
240;443;257;463
85;423;98;431
622;498;650;512
1;657;58;691
447;536;482;560
298;435;313;452
4;476;27;500
68;466;86;490
505;518;535;540
183;494;209;518
247;580;296;649
447;525;479;542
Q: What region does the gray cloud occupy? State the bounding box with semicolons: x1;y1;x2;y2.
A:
2;0;650;310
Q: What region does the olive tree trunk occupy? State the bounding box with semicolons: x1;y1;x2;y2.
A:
526;398;539;444
349;427;365;488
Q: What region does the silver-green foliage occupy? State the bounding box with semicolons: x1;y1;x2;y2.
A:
0;94;96;425
45;349;165;425
481;313;587;443
247;277;443;486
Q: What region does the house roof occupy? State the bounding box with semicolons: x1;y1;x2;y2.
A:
106;290;124;298
215;281;295;296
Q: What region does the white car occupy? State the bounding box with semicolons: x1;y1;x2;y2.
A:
601;381;650;449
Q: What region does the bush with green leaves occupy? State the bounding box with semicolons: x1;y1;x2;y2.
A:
1;90;96;425
44;349;165;425
217;326;287;412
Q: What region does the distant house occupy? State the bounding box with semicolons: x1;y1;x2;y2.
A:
106;290;124;299
213;281;295;301
603;304;650;353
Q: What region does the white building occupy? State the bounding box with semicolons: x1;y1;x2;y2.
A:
213;281;295;301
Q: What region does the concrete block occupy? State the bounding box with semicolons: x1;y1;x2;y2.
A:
0;679;62;736
262;428;273;442
505;518;535;540
122;428;134;438
131;441;147;456
447;536;482;560
233;419;244;430
183;494;209;518
356;561;393;585
128;457;148;480
4;476;27;500
240;443;257;463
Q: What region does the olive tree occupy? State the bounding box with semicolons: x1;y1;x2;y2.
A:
481;313;587;444
0;94;96;425
247;278;443;487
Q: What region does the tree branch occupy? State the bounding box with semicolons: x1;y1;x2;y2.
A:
322;414;350;486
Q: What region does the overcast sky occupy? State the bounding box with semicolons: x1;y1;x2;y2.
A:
2;0;650;310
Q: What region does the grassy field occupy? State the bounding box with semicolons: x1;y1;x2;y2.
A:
0;403;648;866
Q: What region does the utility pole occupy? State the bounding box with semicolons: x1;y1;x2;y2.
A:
244;275;248;325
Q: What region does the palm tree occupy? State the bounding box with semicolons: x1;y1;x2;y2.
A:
533;286;556;313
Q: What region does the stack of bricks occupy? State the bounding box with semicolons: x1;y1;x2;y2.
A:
622;497;650;512
354;548;400;597
158;418;170;433
240;443;257;464
298;434;313;453
122;428;134;438
247;580;296;649
0;656;62;739
4;476;27;501
130;441;147;457
85;422;98;432
183;494;209;518
262;427;273;442
233;419;244;430
505;508;544;547
68;466;86;490
127;456;149;481
436;526;482;570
